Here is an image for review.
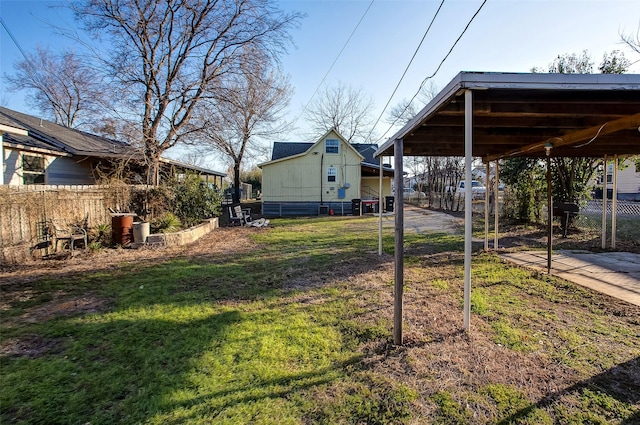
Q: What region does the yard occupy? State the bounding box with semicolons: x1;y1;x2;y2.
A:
1;215;639;424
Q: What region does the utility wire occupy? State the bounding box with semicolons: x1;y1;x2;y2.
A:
374;0;488;143
291;0;375;129
367;0;446;143
1;17;29;60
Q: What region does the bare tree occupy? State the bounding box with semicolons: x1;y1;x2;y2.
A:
179;151;207;169
620;26;640;57
4;47;106;128
74;0;300;185
386;99;420;129
303;82;375;143
386;81;439;128
91;116;140;146
196;49;292;204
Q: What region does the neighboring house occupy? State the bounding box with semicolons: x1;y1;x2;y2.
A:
259;129;394;216
1;107;226;187
604;158;640;201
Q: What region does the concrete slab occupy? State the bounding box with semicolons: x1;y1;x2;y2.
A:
501;250;640;307
376;205;463;235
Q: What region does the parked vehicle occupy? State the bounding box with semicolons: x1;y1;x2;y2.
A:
403;187;426;200
446;180;486;199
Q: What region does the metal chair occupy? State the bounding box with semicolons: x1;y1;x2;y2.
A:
51;219;88;252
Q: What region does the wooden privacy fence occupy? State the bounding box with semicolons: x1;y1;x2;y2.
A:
0;184;137;264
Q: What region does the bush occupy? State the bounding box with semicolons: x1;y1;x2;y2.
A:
172;173;222;228
130;173;222;229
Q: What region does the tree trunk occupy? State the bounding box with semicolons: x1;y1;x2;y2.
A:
233;161;241;204
147;155;161;186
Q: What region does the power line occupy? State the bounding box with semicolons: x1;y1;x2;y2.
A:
374;0;488;143
367;0;446;143
291;0;375;129
0;17;29;60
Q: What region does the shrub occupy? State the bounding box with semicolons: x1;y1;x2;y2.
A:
152;212;182;233
172;173;223;228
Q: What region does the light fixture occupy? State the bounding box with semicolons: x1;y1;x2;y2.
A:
544;142;553;157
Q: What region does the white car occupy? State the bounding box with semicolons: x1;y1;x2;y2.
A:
403;187;426;200
446;180;486;199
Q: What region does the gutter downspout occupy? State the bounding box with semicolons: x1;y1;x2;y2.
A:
320;153;324;205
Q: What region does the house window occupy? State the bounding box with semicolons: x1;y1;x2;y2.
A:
327;166;337;182
325;139;339;154
22;155;45;185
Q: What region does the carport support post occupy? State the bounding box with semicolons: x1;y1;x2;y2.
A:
546;156;552;274
484;161;490;251
494;160;499;250
612;155;618;249
379;156;383;256
463;89;472;332
394;139;404;345
602;156;607;249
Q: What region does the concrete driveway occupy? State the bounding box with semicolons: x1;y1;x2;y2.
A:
500;250;640;307
378;205;463;235
383;205;640;307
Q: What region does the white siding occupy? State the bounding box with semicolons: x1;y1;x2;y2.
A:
607;159;640;194
2;147;94;186
47;157;94;185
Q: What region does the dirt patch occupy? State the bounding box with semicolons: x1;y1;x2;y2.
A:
21;294;109;323
0;334;66;358
0;227;260;287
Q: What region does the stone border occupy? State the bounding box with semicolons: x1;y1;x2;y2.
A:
141;218;219;248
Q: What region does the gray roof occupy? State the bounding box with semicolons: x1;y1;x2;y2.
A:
351;143;380;166
0;107;131;156
0;107;226;177
271;142;314;160
271;141;384;167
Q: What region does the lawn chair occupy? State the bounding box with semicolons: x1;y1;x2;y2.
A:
228;205;252;226
30;220;53;257
51;219;88;252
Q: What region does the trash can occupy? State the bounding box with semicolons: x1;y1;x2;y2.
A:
385;196;394;212
351;199;361;216
112;214;134;245
132;222;150;244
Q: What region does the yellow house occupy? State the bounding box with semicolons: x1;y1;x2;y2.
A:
259;129;394;216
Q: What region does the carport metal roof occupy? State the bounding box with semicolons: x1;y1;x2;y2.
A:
373;72;640;345
374;72;640;160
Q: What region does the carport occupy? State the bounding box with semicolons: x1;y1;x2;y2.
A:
374;72;640;344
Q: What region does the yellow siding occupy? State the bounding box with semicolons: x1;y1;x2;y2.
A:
262;130;363;202
361;176;392;200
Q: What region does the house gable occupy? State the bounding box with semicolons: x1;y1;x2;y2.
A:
261;129;369;205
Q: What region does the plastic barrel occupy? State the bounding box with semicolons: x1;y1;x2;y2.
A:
132;222;150;244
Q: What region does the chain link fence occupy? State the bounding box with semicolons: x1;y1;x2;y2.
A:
574;201;640;249
408;192;639;252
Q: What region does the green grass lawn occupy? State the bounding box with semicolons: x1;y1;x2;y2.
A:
1;216;639;424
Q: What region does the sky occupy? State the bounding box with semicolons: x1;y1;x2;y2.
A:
1;0;639;171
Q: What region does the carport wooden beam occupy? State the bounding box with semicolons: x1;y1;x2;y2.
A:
484;112;640;162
